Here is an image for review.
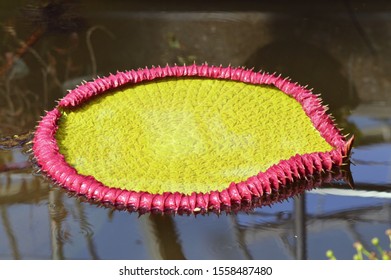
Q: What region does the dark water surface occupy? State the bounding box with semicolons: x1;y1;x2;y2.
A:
1;0;390;259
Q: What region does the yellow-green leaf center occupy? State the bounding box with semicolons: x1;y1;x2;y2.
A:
56;78;332;194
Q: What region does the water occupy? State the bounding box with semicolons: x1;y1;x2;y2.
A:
1;1;390;260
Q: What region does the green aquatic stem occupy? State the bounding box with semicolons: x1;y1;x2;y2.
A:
387;229;391;249
372;237;387;259
326;250;336;260
327;229;391;260
356;242;376;260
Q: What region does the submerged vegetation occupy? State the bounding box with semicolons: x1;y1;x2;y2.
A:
0;0;111;138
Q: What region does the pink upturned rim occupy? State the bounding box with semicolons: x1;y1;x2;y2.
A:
32;64;353;214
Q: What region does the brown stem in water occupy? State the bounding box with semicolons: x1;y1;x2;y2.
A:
0;131;34;150
86;25;115;77
0;26;46;77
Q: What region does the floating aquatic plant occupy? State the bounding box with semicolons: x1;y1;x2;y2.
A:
32;64;353;214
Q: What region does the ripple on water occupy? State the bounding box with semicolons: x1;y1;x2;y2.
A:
351;143;391;186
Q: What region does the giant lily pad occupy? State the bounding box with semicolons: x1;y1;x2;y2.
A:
32;64;353;214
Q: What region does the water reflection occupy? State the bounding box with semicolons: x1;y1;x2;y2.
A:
74;201;100;259
0;204;20;259
0;146;390;259
1;0;391;260
48;189;66;259
148;215;186;260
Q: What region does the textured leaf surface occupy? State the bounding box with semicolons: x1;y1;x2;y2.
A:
56;78;332;194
